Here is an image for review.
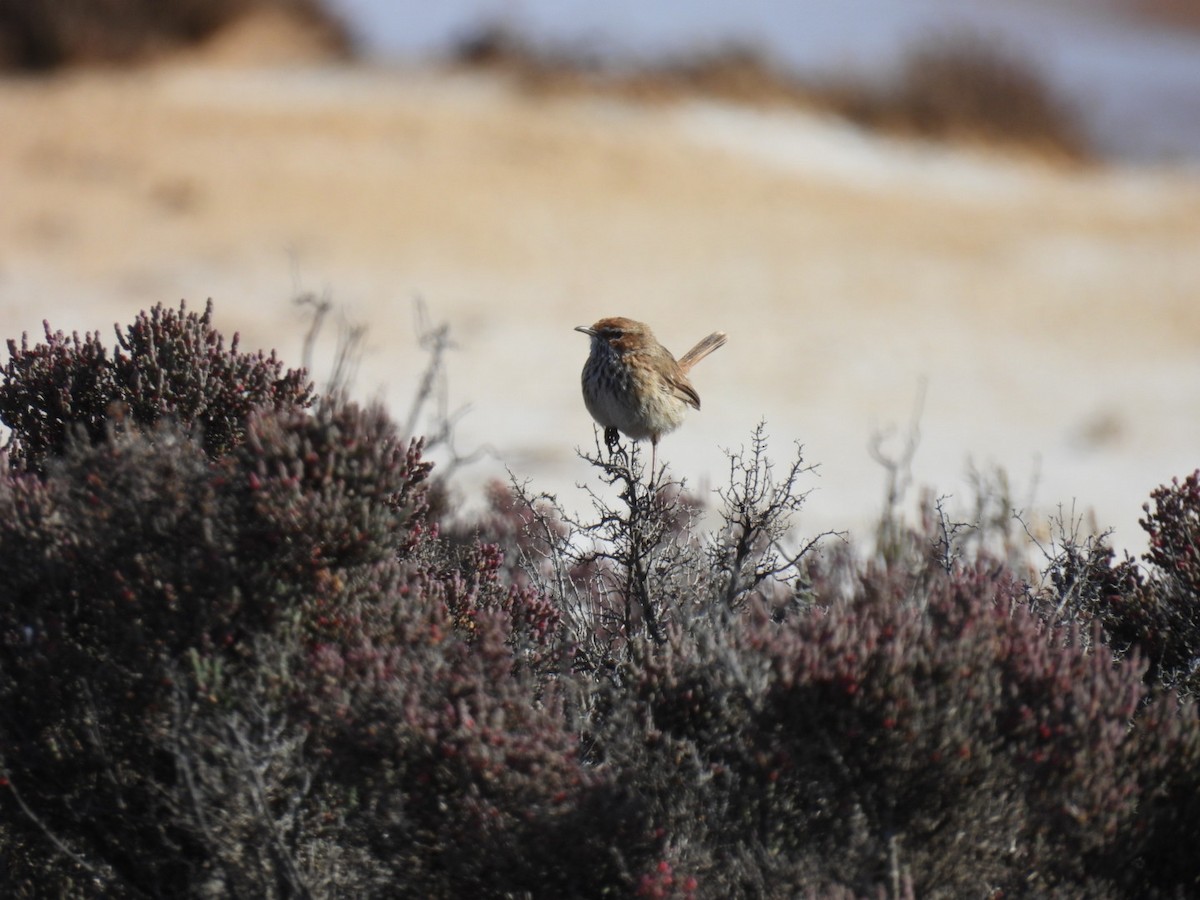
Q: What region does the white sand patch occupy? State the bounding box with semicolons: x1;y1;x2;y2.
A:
1;67;1196;553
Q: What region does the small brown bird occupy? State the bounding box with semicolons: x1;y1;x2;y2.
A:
575;316;727;473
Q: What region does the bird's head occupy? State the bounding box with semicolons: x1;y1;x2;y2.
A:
574;317;653;354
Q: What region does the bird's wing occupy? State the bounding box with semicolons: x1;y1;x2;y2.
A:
667;374;702;410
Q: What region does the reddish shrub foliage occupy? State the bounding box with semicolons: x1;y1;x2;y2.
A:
0;299;313;472
0;302;1197;897
1143;471;1200;601
1038;470;1200;697
599;554;1200;897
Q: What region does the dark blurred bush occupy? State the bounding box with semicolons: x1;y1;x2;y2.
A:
0;301;1196;896
828;31;1088;160
1128;0;1200;31
453;24;1090;161
0;0;350;69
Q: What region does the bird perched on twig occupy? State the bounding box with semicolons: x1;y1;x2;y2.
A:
575;316;726;474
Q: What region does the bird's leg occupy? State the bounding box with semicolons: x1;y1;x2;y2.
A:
604;426;621;454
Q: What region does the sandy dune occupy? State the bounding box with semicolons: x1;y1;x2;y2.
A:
1;62;1197;550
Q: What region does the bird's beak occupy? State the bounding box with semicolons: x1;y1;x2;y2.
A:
574;325;596;337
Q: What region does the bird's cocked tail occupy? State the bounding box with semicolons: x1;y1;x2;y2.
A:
678;332;727;373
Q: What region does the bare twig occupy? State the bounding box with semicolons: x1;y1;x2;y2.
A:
711;422;842;608
401;298;494;479
870;379;926;563
1;763;121;894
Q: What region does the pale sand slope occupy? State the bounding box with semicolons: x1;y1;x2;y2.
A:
0;64;1197;551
